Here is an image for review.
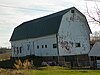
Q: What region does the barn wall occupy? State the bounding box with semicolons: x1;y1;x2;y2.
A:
11;34;58;57
58;8;90;56
11;39;34;57
34;34;58;56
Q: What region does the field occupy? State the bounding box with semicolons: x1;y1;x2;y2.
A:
0;48;11;61
0;69;100;75
0;50;100;75
0;53;11;60
26;70;100;75
0;51;13;68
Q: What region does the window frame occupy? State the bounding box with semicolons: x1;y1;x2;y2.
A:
71;10;75;13
37;45;39;49
19;47;22;53
75;43;81;47
45;45;47;48
42;45;44;48
53;44;57;48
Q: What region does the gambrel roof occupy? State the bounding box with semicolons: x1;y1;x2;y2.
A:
10;7;91;41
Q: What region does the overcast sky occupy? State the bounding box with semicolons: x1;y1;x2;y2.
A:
0;0;100;47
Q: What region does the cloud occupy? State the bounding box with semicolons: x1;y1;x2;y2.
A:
84;0;100;2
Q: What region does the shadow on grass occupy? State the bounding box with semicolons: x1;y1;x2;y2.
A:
0;59;14;69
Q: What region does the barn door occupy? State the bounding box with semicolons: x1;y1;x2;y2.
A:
26;43;30;55
25;42;35;56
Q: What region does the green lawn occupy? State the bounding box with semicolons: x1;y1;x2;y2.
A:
0;68;100;75
25;70;100;75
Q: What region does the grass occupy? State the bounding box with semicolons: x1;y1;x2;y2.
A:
0;66;100;75
0;52;13;68
0;69;100;75
0;52;11;61
27;70;100;75
24;66;100;75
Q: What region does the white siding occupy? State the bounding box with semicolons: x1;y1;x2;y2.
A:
58;8;90;56
34;35;58;56
11;34;58;57
11;40;34;57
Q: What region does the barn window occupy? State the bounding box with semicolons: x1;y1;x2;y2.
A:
53;44;57;48
97;57;100;60
20;47;22;53
75;43;81;47
53;56;55;59
37;45;39;49
42;45;44;48
16;47;19;54
45;45;47;48
71;10;74;13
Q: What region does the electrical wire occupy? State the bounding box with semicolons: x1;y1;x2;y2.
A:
0;4;54;12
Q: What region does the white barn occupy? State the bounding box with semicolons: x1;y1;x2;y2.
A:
10;7;91;64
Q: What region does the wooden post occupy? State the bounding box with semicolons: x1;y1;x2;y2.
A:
76;56;79;67
89;56;91;68
95;56;97;69
93;56;96;69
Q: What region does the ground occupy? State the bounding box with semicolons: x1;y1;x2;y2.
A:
0;68;100;75
0;49;100;75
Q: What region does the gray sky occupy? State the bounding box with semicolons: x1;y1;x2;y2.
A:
0;0;100;47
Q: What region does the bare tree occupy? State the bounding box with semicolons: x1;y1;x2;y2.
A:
86;2;100;24
90;31;100;44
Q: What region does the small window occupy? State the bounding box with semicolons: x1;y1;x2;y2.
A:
71;10;74;13
75;43;81;47
45;45;47;48
16;47;19;54
42;45;44;48
53;56;55;59
37;45;39;49
97;57;100;60
53;44;57;48
20;47;22;53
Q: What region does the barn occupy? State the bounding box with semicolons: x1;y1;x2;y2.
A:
89;42;100;68
10;7;91;66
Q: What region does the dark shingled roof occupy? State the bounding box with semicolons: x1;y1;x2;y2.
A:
10;7;73;41
10;7;91;41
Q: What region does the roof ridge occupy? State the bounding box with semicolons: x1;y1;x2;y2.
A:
20;7;74;26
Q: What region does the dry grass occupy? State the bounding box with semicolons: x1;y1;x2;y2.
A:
0;69;24;75
0;53;11;61
14;59;33;69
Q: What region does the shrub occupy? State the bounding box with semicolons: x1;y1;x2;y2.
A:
23;59;33;69
14;59;33;69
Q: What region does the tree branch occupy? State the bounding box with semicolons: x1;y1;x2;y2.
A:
86;2;100;24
